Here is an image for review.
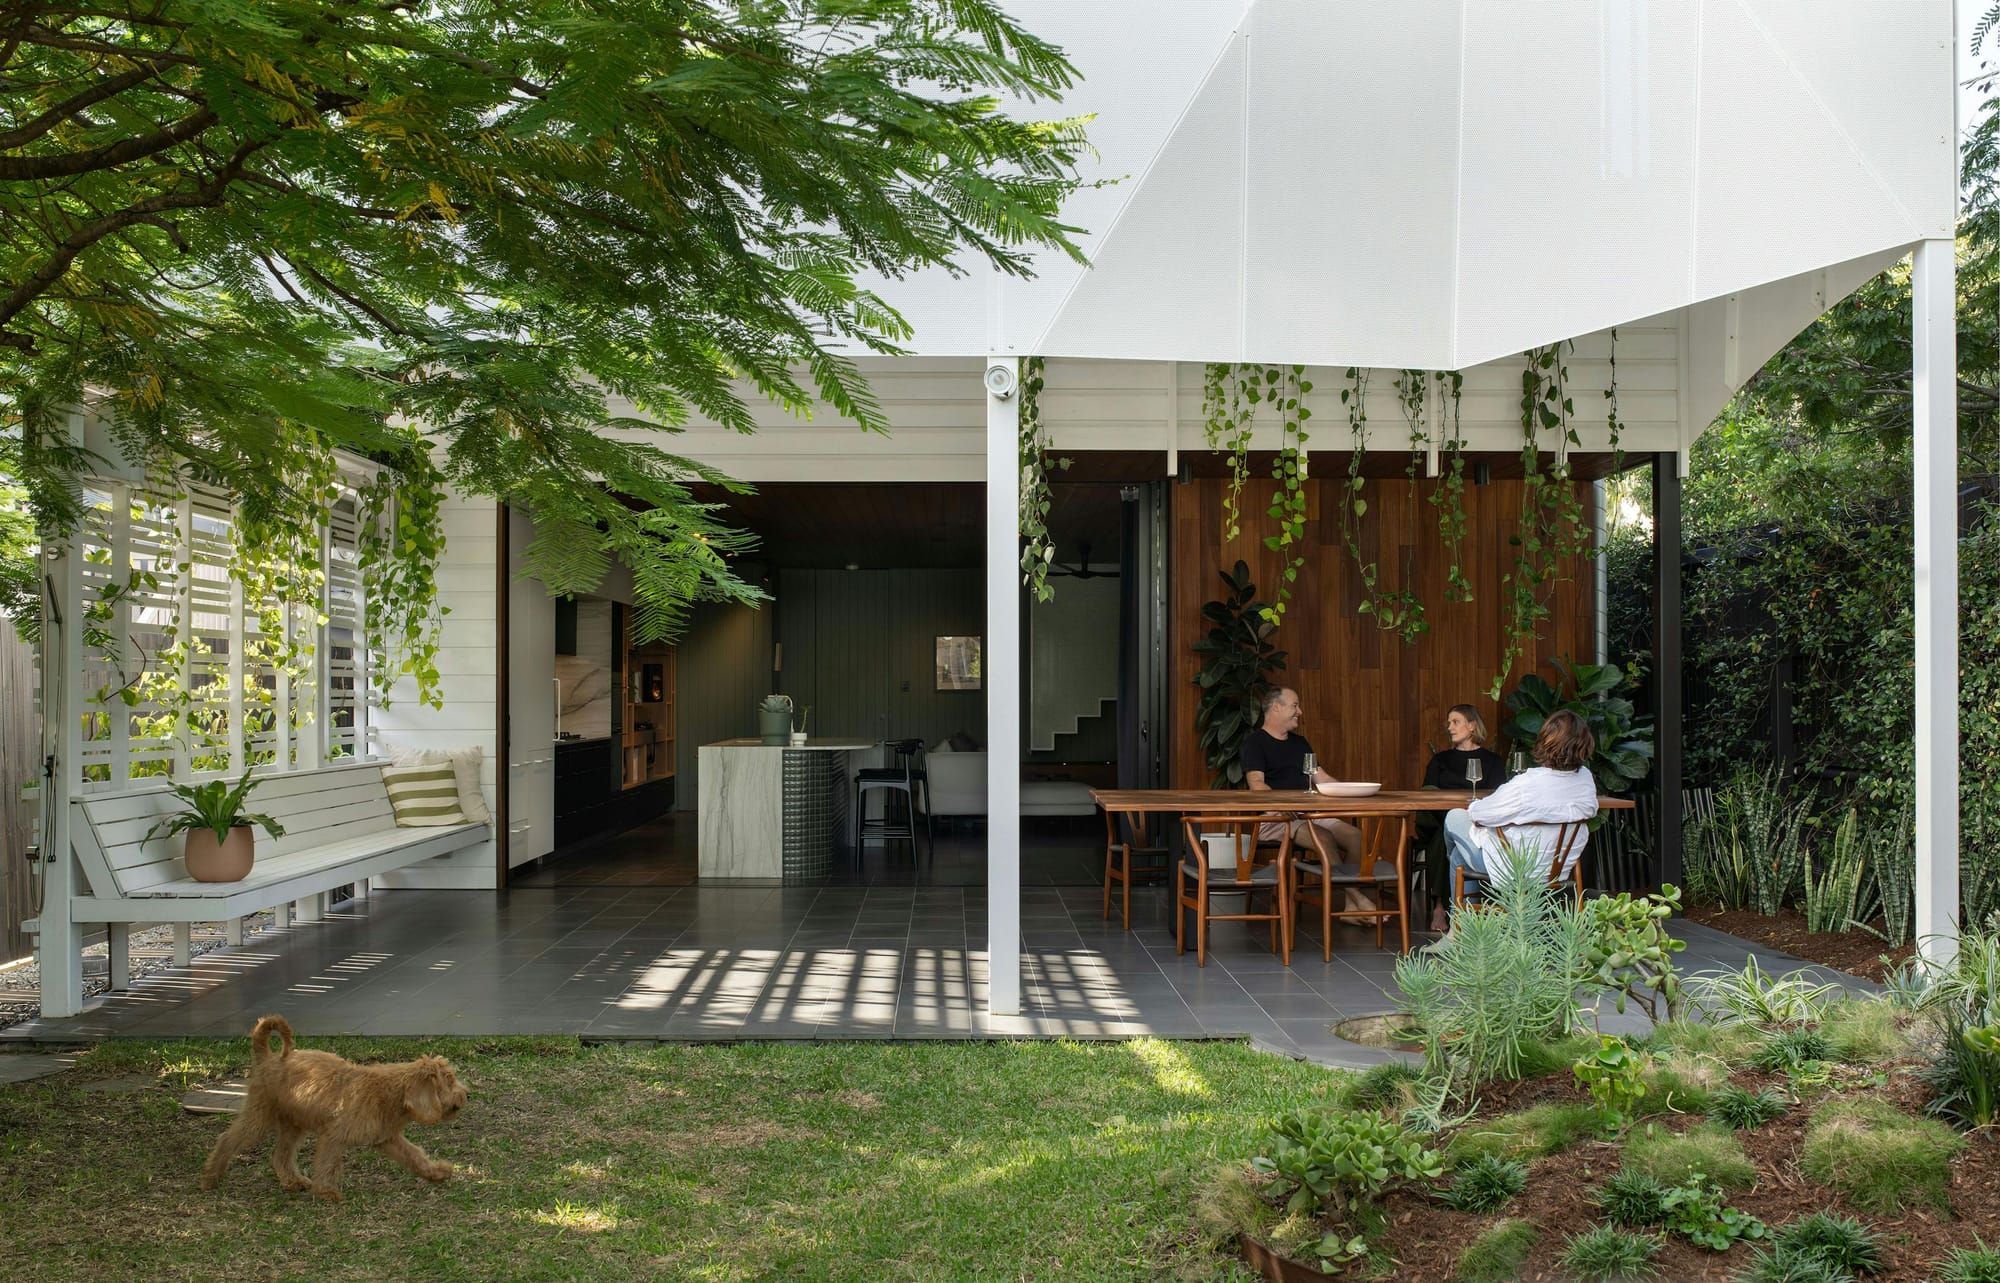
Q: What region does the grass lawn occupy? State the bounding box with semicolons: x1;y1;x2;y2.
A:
0;1036;1346;1282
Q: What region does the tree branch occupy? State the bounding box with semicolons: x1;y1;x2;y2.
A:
0;135;267;334
0;61;173;150
290;258;413;338
0;104;215;181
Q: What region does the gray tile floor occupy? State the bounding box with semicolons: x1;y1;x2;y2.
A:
0;882;1870;1068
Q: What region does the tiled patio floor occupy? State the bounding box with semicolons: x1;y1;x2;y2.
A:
0;881;1873;1068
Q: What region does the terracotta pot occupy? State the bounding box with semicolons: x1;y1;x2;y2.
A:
183;825;256;882
1240;1236;1339;1283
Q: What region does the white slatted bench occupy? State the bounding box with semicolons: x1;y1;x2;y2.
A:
44;761;487;992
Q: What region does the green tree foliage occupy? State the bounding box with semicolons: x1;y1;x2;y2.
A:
0;0;1088;640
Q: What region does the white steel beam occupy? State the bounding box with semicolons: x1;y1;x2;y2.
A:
1913;237;1960;964
985;356;1023;1017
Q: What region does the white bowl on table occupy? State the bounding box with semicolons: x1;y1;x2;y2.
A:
1315;781;1382;798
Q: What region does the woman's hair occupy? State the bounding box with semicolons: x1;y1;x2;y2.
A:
1533;709;1596;772
1447;703;1489;748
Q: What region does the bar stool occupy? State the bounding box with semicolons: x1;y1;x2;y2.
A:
855;739;933;858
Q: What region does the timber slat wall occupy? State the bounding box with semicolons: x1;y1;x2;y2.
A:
1170;475;1595;790
0;626;37;961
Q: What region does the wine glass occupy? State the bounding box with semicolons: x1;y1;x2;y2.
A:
1300;752;1318;795
1465;758;1485;796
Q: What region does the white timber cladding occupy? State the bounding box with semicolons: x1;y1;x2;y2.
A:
370;493;500;890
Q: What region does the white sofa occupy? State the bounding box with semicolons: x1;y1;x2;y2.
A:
924;747;987;816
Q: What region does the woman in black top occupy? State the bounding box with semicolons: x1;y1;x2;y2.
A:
1416;705;1507;930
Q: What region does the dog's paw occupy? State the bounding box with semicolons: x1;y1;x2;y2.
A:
421;1162;453;1183
311;1185;344;1203
280;1176;312;1193
197;1172;220;1191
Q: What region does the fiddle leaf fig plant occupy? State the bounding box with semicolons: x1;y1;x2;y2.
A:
143;769;286;847
1193;561;1288;788
1502;657;1656;796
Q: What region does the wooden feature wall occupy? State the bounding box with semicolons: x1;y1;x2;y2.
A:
1170;475;1596;790
0;625;36;961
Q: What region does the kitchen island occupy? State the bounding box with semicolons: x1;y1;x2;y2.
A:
697;739;874;883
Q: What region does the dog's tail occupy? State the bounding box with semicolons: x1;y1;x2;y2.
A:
250;1015;294;1063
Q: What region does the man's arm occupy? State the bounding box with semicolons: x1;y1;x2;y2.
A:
1245;770;1270;792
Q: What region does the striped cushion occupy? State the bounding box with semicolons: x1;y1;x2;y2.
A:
381;763;468;827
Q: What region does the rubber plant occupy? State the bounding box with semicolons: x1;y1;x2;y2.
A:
1192;560;1288;788
1500;657;1656;796
1016;355;1068;602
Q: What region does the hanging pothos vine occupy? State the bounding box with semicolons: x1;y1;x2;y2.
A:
1259;364;1312;625
1017;355;1069;602
1203;361;1257;541
1490;342;1593;699
358;440;449;711
1428;370;1472;602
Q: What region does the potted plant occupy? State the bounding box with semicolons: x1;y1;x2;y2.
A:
143;768;286;883
1193;561;1289;788
758;694;794;745
790;704;811;747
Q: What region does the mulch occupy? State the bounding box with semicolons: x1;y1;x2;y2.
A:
1352;1064;2000;1283
1682;905;1915;984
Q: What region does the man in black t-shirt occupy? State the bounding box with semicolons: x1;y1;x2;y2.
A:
1241;688;1361;861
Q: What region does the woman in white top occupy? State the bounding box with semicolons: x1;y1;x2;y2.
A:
1438;709;1598;925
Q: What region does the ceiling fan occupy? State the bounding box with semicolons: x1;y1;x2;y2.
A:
1047;541;1121;579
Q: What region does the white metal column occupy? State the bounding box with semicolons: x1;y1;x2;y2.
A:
1913;236;1959;963
985;357;1023;1017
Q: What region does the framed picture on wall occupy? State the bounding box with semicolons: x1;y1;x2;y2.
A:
935;636;982;691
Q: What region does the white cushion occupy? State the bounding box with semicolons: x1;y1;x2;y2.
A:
386;742;491;824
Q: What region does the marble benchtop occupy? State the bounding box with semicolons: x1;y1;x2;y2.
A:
703;739;875;751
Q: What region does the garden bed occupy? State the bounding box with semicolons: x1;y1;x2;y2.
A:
1683;905;1913;984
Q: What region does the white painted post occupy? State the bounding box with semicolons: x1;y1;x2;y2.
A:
171;922;191;968
1913;237;1960;964
986;356;1023;1017
107;925;129;990
225;917;244;947
40;526;85;1018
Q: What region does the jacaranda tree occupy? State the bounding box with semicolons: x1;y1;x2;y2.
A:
0;0;1089;639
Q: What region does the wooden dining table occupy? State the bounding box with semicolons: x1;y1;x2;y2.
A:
1089;787;1638;955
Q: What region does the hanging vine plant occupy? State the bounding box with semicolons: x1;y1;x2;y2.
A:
1259;364;1312;625
1427;369;1472;602
1490;342;1593;699
1332;366;1425;642
358;439;449;711
1604;327;1625;470
1202;361;1257;541
1016;355;1068;602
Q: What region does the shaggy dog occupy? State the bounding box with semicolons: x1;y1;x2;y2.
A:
198;1015;467;1201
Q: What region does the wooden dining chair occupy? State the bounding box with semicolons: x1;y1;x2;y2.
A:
1288;814;1412;958
1101;811;1171;930
1451;819;1589;907
1176;816;1290;967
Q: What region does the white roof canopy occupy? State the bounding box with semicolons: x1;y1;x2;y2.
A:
871;0;1956;374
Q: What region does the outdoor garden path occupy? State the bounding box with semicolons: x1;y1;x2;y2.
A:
0;885;1872;1067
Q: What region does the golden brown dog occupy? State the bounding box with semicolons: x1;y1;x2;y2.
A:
198;1015;467;1201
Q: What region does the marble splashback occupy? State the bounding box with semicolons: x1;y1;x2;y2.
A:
554;597;614;738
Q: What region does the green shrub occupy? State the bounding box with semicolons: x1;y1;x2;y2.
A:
1350;1060;1423;1111
1924;1006;2000;1130
1517;1031;1601;1079
1731;1244;1854;1283
1595;1171;1671;1227
1192;1164;1271;1247
1752;1027;1835;1073
1253;1108;1444;1218
1441;1152;1527;1212
1575;1035;1651;1132
1445;1102;1600;1164
1640;1020;1763;1068
1560;1225;1660;1282
1819;1000;1907;1065
1799;1097;1964;1214
1658;1175;1768;1251
1456;1218;1536;1283
1622;1124;1758;1190
1709;1085;1788;1130
1765;1210;1881;1276
1939;1243;2000;1283
1694;956;1842;1025
1638;1059;1717;1116
1581;886;1689;1022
